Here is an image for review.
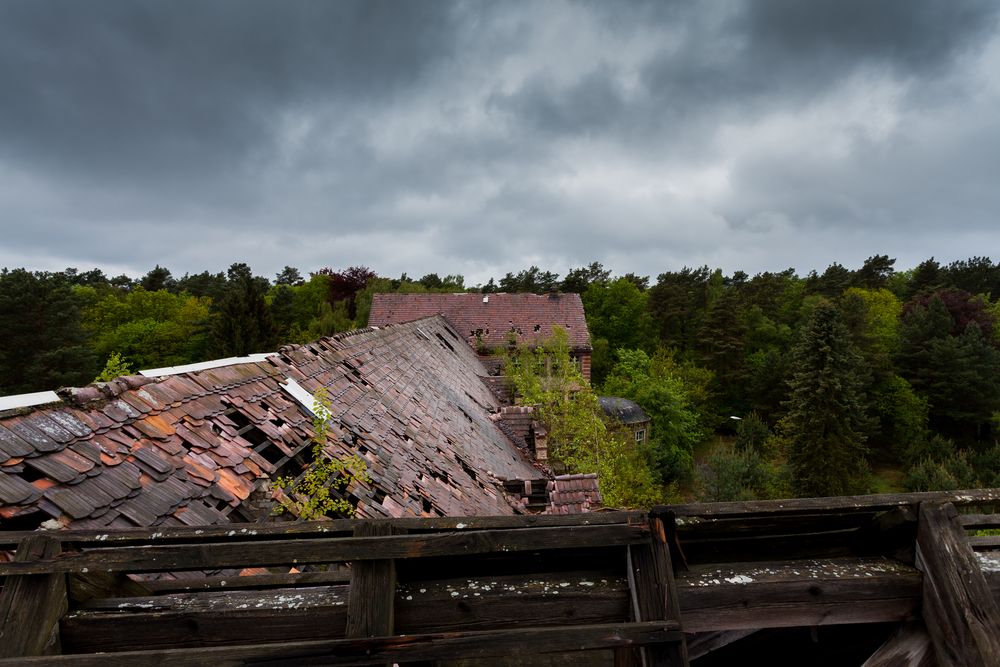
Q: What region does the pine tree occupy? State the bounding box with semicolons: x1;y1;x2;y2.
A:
213;263;277;356
784;301;871;497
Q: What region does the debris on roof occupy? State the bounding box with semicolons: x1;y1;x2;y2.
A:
0;317;542;531
368;292;592;351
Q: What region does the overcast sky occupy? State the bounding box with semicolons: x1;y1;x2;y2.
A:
2;1;999;285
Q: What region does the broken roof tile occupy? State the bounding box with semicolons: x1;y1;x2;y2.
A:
0;471;41;505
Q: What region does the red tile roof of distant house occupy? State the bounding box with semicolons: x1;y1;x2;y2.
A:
368;293;591;351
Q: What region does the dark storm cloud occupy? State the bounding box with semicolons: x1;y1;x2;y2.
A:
1;1;999;282
0;1;457;183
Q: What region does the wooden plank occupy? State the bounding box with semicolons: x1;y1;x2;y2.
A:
968;535;1000;550
141;567;351;593
7;621;683;666
958;513;1000;529
68;570;151;603
63;572;629;652
0;523;648;576
677;557;922;633
861;622;935;667
0;511;643;549
345;522;396;638
685;630;757;660
0;535;68;658
61;586;350;653
916;501;1000;667
661;488;1000;519
627;516;688;666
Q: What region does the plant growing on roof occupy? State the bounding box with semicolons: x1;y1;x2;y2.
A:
272;387;371;519
94;351;133;383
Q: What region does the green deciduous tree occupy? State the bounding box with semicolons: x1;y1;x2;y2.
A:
83;288;212;369
506;329;664;507
783;301;872;497
583;277;656;383
602;348;704;483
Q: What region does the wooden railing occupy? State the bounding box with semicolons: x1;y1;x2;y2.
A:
2;489;1000;665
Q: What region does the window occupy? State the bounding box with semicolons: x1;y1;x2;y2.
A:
635;429;646;443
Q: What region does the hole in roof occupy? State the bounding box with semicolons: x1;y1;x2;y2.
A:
19;466;46;483
533;324;541;332
0;509;47;531
373;488;387;505
457;456;478;482
256;442;286;466
240;424;270;448
421;497;433;513
435;332;456;354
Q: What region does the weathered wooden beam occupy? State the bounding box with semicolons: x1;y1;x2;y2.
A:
677;557;922;632
968;536;1000;550
685;630;757;660
958;513;1000;529
0;534;68;658
141;567;351;593
625;516;687;665
68;570;151;603
661;488;1000;520
345;522;397;638
860;622;935;667
0;511;643;550
61;586;351;653
0;523;648;576
9;621;684;666
916;501;1000;667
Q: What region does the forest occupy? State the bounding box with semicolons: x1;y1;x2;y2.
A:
3;255;1000;503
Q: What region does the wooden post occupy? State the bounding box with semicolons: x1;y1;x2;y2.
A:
345;522;398;638
0;534;68;658
622;516;689;667
916;501;1000;667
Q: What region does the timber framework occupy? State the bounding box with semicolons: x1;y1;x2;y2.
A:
3;488;1000;666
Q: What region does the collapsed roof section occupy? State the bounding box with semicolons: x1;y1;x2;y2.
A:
368;292;592;352
0;317;540;531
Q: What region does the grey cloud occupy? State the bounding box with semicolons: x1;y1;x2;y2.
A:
1;1;1000;283
0;1;459;184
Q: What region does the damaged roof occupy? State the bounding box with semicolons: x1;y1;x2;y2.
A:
368;292;591;351
0;316;539;530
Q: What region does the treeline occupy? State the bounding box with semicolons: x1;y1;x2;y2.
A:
4;255;1000;499
0;263;465;395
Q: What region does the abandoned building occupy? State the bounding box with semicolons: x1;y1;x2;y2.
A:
4;317;1000;665
368;292;594;382
599;396;651;444
0;316;599;534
